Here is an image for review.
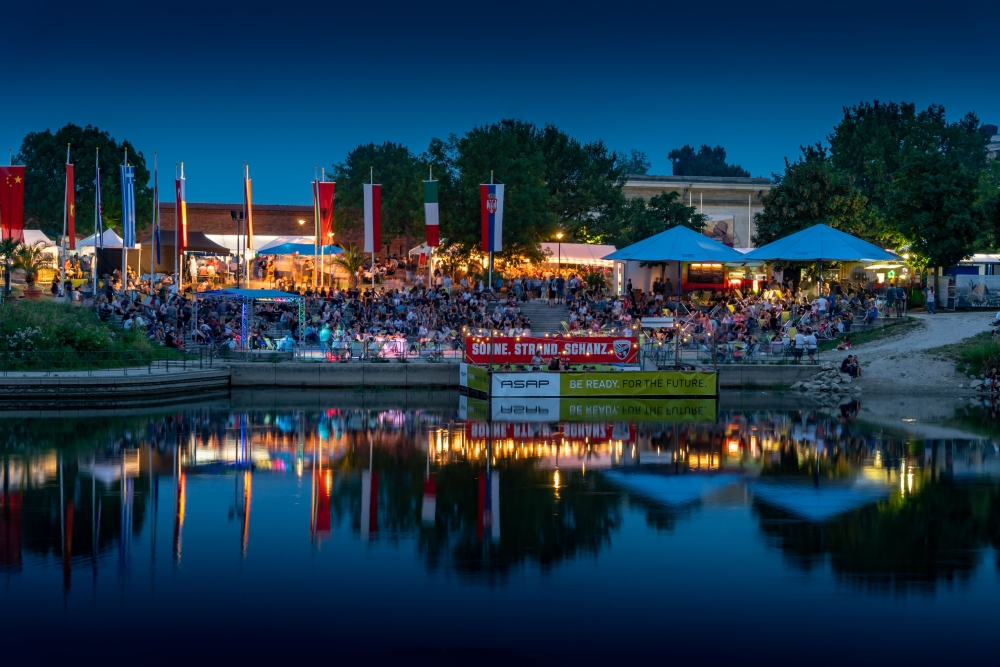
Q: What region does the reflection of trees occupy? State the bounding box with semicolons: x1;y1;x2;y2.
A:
755;482;1000;594
326;451;623;584
419;462;622;584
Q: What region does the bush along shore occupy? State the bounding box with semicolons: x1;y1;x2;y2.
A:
0;300;171;370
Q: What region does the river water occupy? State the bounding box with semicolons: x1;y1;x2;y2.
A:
2;391;999;664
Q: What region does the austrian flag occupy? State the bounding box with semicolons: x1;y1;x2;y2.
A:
480;183;504;253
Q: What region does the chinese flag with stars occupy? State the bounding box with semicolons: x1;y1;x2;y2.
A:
0;166;25;243
66;163;76;250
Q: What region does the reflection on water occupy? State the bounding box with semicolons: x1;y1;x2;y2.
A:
2;393;1000;661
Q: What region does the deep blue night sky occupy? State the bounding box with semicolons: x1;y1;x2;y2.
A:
2;0;996;205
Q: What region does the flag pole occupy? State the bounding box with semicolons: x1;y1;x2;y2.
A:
93;148;100;298
241;163;247;289
488;170;494;296
314;163;319;290
371;168;375;295
174;163;179;286
321;167;326;289
122;148;128;294
60;144;69;299
428;166;434;289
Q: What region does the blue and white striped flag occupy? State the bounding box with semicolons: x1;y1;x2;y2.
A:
120;165;136;248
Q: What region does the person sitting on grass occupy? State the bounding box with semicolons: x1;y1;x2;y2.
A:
836;335;852;351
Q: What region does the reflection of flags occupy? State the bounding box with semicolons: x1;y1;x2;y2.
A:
363;183;381;254
421;477;436;526
476;471;500;541
360;470;379;541
65;161;76;250
317;182;335;242
243;165;254;250
119;165;136;248
153;154;160;264
0;166;25;243
480;183;503;252
423;179;439;247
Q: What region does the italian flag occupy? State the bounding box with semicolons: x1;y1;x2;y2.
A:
423;179;439;246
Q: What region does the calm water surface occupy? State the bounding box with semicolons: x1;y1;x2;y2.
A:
2;392;999;664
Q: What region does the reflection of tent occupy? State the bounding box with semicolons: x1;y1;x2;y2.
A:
750;480;891;522
256;235;340;256
604;471;742;505
541;242;617;266
743;224;897;262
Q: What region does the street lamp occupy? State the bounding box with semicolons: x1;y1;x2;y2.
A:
556;232;564;275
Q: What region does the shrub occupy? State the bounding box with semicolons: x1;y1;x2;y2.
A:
0;300;153;355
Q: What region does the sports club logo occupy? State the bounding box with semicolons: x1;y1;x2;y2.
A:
613;339;632;360
486;193;498;214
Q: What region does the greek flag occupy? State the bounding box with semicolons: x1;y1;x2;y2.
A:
120;165;136;248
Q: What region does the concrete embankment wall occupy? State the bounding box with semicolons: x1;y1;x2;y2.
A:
229;362;461;388
717;365;817;389
0;370;231;409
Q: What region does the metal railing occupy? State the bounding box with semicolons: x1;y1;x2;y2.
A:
0;347;215;376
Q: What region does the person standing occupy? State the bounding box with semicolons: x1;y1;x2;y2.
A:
895;285;906;317
925;285;936;314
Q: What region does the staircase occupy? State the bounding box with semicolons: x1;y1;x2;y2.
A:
519;299;570;335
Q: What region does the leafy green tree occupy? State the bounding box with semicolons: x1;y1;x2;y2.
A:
538;125;627;241
887;149;982;269
753;144;876;247
668;144;750;177
331;142;425;249
619;149;651;175
597;191;706;247
15;123;153;238
427;119;556;265
828;101;989;239
331;244;367;287
0;238;20;296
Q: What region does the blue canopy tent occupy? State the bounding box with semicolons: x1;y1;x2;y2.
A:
602;225;746;302
197;288;306;355
255;241;342;256
743;224;898;293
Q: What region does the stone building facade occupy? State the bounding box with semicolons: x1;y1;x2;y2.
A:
623;175;772;248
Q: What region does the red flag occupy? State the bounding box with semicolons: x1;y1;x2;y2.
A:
66;164;76;250
175;176;187;256
0;166;25;243
317;182;335;242
418;252;426;265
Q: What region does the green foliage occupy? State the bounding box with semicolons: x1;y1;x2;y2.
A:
620;149;651;175
600;191;706;248
15;123;153;237
668;144;749;177
428;119;557;264
0;237;20;295
0;300;153;355
331;142;425;244
753;144;876;246
331;244;367;287
13;242;53;287
887;149;982;269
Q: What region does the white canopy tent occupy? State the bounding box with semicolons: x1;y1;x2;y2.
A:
77;229;125;250
541;242;617;267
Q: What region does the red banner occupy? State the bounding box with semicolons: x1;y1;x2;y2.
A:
317;182;335;241
465;336;639;365
66;164;75;249
0;166;25;243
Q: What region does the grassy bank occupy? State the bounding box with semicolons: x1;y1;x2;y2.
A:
0;300;172;370
926;330;1000;375
817;316;921;353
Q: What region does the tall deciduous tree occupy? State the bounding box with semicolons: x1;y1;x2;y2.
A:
753;144;876;247
887;149;981;270
15;123;152;238
331;142;425;247
427;120;556;265
668;144;750;177
597;192;705;247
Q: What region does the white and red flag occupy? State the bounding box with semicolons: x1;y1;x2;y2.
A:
363;183;381;254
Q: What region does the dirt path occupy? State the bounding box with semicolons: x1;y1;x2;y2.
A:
816;311;995;395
